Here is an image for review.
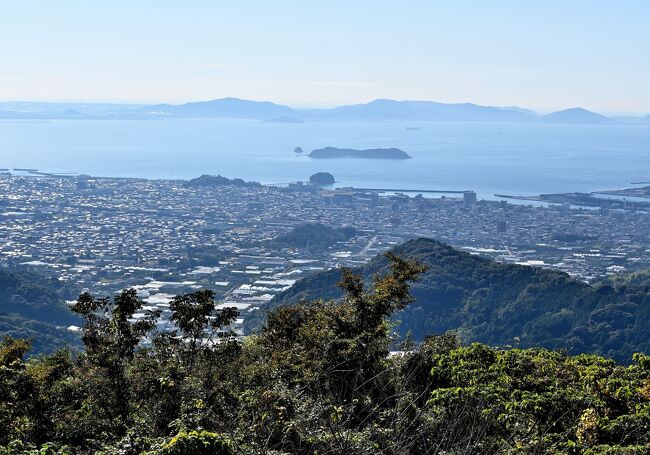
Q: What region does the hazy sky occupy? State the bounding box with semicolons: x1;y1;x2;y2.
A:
1;1;649;113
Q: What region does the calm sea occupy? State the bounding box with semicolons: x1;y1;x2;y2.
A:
1;118;649;200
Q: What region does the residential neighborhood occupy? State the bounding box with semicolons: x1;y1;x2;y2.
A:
2;174;649;334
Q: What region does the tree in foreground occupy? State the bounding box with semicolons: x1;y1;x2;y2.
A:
0;253;648;454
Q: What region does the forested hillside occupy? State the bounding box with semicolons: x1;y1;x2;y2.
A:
269;223;357;252
0;269;79;353
0;256;648;454
262;238;650;361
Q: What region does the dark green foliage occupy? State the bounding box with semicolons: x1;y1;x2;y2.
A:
0;254;648;454
309;172;335;186
0;269;74;322
0;312;77;355
423;347;650;453
267;238;650;361
182;174;260;188
169;289;239;370
71;289;159;361
271;222;357;251
0;268;79;354
185;246;227;267
149;430;232;454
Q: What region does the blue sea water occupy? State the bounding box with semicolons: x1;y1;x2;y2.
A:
1;118;649;200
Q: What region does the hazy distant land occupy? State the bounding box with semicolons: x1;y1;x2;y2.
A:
308;147;411;160
1;97;648;124
594;185;650;199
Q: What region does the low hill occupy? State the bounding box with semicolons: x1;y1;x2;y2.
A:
142;97;296;119
270;223;357;252
309;147;411;159
603;269;650;288
542;107;612;124
183;174;260;188
309;172;335;186
0;312;78;354
0;268;79;353
257;238;650;361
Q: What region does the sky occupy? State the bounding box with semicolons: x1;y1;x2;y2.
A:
1;1;649;114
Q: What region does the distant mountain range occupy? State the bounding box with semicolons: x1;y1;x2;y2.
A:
301;99;536;122
0;97;648;124
142;98;295;119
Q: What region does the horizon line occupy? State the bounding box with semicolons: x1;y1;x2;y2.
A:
0;96;647;117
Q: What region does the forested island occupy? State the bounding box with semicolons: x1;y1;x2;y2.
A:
308;146;412;159
309;172;335;186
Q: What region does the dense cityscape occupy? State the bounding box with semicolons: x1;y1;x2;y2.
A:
2;173;649;336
